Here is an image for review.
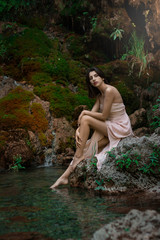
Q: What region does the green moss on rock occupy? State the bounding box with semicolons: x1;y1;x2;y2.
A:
34;84;94;120
30;72;52;86
66;34;85;58
6;28;52;60
0;86;48;133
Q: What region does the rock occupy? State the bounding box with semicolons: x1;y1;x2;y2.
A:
0;76;55;169
133;127;149;137
69;133;160;194
129;108;147;130
0;76;18;99
52;117;75;164
92;209;160;240
1;129;34;169
31;95;51;122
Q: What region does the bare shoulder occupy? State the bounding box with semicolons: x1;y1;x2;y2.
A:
105;85;123;102
104;85;118;95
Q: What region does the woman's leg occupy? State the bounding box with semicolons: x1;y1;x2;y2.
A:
98;137;109;153
50;116;108;189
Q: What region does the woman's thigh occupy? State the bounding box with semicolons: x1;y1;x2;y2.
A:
81;115;108;137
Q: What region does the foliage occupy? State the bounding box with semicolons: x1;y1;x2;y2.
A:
95;179;105;191
110;28;124;41
90;16;97;31
109;145;160;176
0;0;33;17
9;154;25;171
121;30;147;77
140;145;160;174
0;0;53;21
90;156;97;171
150;96;160;130
116;150;140;170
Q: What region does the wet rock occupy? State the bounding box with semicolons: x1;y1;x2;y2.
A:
69;133;160;194
92;209;160;240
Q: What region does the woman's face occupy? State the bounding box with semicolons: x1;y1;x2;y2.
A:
89;71;104;87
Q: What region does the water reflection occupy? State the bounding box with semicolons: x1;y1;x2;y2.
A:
0;167;160;239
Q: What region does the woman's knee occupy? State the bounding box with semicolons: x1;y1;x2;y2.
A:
81;115;92;125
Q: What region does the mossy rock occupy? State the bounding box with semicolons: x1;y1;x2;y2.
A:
66;34;85;58
34;84;94;120
30;72;52;86
68;60;86;88
2;28;53;80
0;86;48;133
5;28;52;61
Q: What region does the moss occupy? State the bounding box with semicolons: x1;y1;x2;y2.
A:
66;34;85;58
6;28;52;61
34;84;94;120
38;131;48;146
30;72;52;86
2;27;53;80
30;102;48;132
20;57;42;81
0;86;48;133
68;60;86;87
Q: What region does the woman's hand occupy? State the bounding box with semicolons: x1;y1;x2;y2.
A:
75;127;82;147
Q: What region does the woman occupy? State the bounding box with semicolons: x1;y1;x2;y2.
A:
50;67;133;189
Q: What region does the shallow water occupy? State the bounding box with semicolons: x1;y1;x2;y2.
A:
0;167;160;240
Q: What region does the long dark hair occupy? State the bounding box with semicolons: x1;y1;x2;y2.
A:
86;67;109;98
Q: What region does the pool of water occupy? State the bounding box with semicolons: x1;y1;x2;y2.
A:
0;167;160;240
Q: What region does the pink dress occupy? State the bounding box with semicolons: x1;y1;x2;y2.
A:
83;102;133;170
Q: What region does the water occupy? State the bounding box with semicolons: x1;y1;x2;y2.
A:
0;167;160;240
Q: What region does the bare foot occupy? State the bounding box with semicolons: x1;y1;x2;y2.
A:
50;177;68;189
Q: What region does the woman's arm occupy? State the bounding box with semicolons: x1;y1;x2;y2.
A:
79;88;114;123
91;97;100;112
78;97;99;126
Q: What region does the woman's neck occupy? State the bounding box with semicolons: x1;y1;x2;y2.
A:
98;82;108;95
